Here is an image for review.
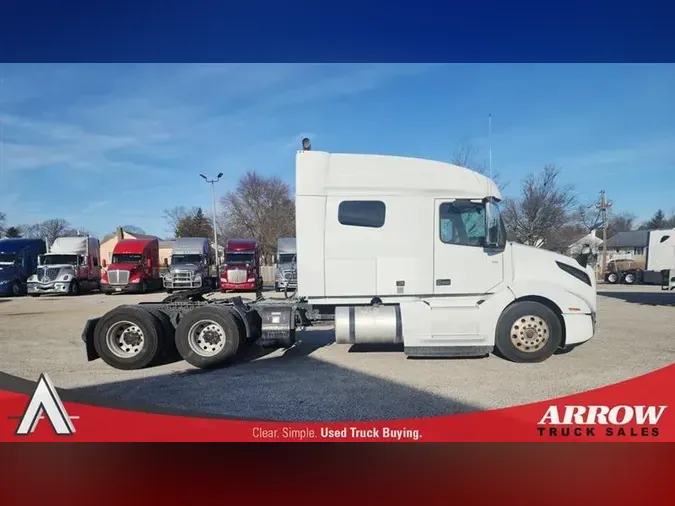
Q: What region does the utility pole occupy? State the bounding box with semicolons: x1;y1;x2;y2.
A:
596;190;613;277
200;172;223;272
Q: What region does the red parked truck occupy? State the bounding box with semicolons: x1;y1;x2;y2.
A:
219;239;263;292
100;238;162;294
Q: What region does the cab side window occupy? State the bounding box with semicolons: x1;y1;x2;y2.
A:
439;201;486;247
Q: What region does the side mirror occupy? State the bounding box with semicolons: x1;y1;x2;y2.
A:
102;259;107;268
163;258;169;266
146;258;152;269
577;244;592;268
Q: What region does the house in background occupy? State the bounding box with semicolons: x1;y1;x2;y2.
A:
602;230;649;267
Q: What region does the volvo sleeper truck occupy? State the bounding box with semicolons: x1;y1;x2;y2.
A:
0;238;46;297
220;239;263;292
27;236;101;296
81;139;597;371
100;238;162;294
164;237;218;293
275;237;297;293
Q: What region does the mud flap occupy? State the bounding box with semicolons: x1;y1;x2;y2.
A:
81;317;101;361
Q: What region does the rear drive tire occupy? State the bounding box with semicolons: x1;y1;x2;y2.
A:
623;272;636;285
494;301;562;363
141;307;178;362
93;305;165;370
606;272;618;284
175;306;243;369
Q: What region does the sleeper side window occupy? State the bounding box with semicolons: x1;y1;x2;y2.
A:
439;201;487;247
338;200;386;228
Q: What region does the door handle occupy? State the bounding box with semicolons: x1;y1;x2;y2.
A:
436;279;452;286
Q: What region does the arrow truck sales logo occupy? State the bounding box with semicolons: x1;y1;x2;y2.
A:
537;405;667;438
11;374;77;436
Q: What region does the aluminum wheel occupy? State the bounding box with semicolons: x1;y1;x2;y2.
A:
106;320;145;358
607;272;618;283
187;319;227;357
509;315;550;353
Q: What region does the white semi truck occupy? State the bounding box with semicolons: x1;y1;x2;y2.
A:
81;139;597;370
605;229;675;285
28;236;101;296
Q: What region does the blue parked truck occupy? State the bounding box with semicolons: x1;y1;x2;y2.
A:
0;238;47;297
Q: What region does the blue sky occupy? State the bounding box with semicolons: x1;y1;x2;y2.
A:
0;63;673;238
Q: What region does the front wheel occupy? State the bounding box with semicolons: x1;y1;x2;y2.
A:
494;301;562;363
10;281;22;297
68;281;80;296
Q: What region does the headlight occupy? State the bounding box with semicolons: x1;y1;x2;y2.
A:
194;274;202;282
60;274;71;281
28;275;37;281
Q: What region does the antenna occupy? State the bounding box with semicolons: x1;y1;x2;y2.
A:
488;113;492;181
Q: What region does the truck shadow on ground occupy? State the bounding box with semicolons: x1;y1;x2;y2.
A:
599;290;675;307
69;329;481;421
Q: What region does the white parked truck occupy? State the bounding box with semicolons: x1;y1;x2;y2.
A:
81;139;597;370
163;237;218;293
605;229;675;285
275;237;297;293
28;236;101;296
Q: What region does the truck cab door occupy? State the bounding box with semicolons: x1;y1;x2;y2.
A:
433;198;504;295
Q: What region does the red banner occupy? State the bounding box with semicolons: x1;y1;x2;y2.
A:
0;364;673;442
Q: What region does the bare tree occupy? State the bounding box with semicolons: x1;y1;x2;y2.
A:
163;206;213;238
219;171;295;262
20;219;87;247
606;211;636;238
502;165;578;250
450;142;503;189
575;204;601;232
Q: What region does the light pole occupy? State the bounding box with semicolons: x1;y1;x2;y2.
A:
200;172;223;271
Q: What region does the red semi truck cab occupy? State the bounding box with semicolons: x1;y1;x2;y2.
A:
220;239;263;292
100;239;162;294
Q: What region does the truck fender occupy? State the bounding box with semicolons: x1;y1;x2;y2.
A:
81;317;101;361
508;280;593;314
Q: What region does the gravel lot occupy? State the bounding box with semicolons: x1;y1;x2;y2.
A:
0;284;673;421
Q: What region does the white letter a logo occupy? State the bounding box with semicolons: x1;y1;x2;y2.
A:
15;374;75;436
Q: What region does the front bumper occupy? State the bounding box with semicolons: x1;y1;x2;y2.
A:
27;281;71;295
100;282;144;294
562;312;596;346
220;281;258;290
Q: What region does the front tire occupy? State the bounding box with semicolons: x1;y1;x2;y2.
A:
69;281;80;296
175;306;243;369
93;305;165;370
606;272;619;284
494;301;562;363
11;281;22;297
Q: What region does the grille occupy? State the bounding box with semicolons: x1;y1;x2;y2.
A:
282;269;297;282
227;269;247;284
108;270;130;285
37;267;60;282
172;270;200;288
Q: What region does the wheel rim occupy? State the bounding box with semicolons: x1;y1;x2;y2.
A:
608;273;617;282
106;320;145;358
510;315;550;353
625;274;634;283
187;319;226;357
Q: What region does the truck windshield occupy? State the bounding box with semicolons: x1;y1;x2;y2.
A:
278;254;296;264
172;254;203;265
0;253;17;264
226;252;254;263
112;254;142;264
40;254;78;266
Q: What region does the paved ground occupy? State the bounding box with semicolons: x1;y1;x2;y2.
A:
0;284;673;421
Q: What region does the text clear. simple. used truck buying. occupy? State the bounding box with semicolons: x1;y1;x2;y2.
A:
0;238;47;297
275;237;297;293
219;239;263;292
81;140;598;371
100;238;163;294
164;237;218;293
27;236;101;296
